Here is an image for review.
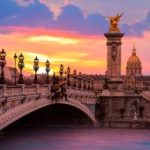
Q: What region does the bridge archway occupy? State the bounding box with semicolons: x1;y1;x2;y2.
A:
0;98;97;130
10;103;94;127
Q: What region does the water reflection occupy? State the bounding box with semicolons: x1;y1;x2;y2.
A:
1;128;150;150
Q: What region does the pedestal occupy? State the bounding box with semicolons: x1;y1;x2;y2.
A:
104;32;124;79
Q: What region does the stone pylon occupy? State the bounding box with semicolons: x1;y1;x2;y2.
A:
104;32;124;79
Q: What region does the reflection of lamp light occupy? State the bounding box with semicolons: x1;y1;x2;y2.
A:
45;59;50;84
0;49;6;84
33;56;39;84
18;53;24;84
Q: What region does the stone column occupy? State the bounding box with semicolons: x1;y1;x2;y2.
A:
104;32;124;79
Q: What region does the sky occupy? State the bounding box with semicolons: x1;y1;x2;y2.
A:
1;0;150;75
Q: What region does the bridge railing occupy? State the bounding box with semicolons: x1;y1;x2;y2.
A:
0;85;51;97
24;85;37;95
0;85;95;98
67;87;96;103
0;85;96;116
38;85;51;96
0;87;4;98
142;91;150;102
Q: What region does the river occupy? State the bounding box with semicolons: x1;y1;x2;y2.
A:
1;127;150;150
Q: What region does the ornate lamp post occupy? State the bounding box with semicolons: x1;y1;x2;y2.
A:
33;56;39;84
73;69;77;87
14;53;17;85
18;53;24;84
45;59;50;84
83;76;86;89
88;79;90;90
91;80;94;91
67;67;71;86
0;49;6;84
78;71;82;88
64;71;67;80
59;64;64;80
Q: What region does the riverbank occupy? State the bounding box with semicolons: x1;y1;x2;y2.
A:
100;119;150;129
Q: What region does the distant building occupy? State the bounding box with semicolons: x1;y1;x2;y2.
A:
124;45;143;89
1;67;19;84
126;45;142;76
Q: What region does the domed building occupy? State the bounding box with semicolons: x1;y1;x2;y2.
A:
126;45;142;76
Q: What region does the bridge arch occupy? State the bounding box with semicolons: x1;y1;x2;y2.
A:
0;98;97;130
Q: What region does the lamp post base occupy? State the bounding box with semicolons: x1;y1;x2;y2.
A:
0;76;6;84
18;77;24;84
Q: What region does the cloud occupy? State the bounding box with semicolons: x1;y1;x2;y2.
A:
0;1;108;35
39;0;70;19
47;5;108;35
0;0;53;27
121;12;150;36
0;1;150;36
14;0;35;7
27;35;79;45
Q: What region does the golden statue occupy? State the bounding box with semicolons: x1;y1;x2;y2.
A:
106;13;123;32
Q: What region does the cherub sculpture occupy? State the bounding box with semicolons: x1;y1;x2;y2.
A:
51;76;67;102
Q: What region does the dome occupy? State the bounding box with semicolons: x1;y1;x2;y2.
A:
127;50;141;65
126;45;142;76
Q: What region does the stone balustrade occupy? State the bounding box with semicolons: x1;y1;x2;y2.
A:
1;85;150;130
0;87;4;98
142;91;150;102
0;85;51;98
24;85;37;95
0;85;96;117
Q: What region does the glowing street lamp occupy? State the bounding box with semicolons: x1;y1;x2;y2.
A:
0;49;6;84
78;71;82;88
45;59;50;84
13;53;17;85
18;53;25;84
73;69;77;87
33;56;39;84
59;64;64;80
67;67;71;86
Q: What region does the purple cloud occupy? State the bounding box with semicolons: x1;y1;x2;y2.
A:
14;0;35;7
0;0;150;36
122;12;150;36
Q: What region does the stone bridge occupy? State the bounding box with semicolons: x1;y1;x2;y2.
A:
0;85;97;130
1;85;150;130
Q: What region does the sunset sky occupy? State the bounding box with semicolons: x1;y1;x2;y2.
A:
1;0;150;75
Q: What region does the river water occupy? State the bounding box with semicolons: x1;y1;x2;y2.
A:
1;127;150;150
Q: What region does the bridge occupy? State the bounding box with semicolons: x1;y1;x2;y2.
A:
0;50;150;130
0;84;97;130
1;83;150;130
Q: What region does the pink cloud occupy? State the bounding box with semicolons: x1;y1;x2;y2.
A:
0;26;150;75
38;0;70;19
